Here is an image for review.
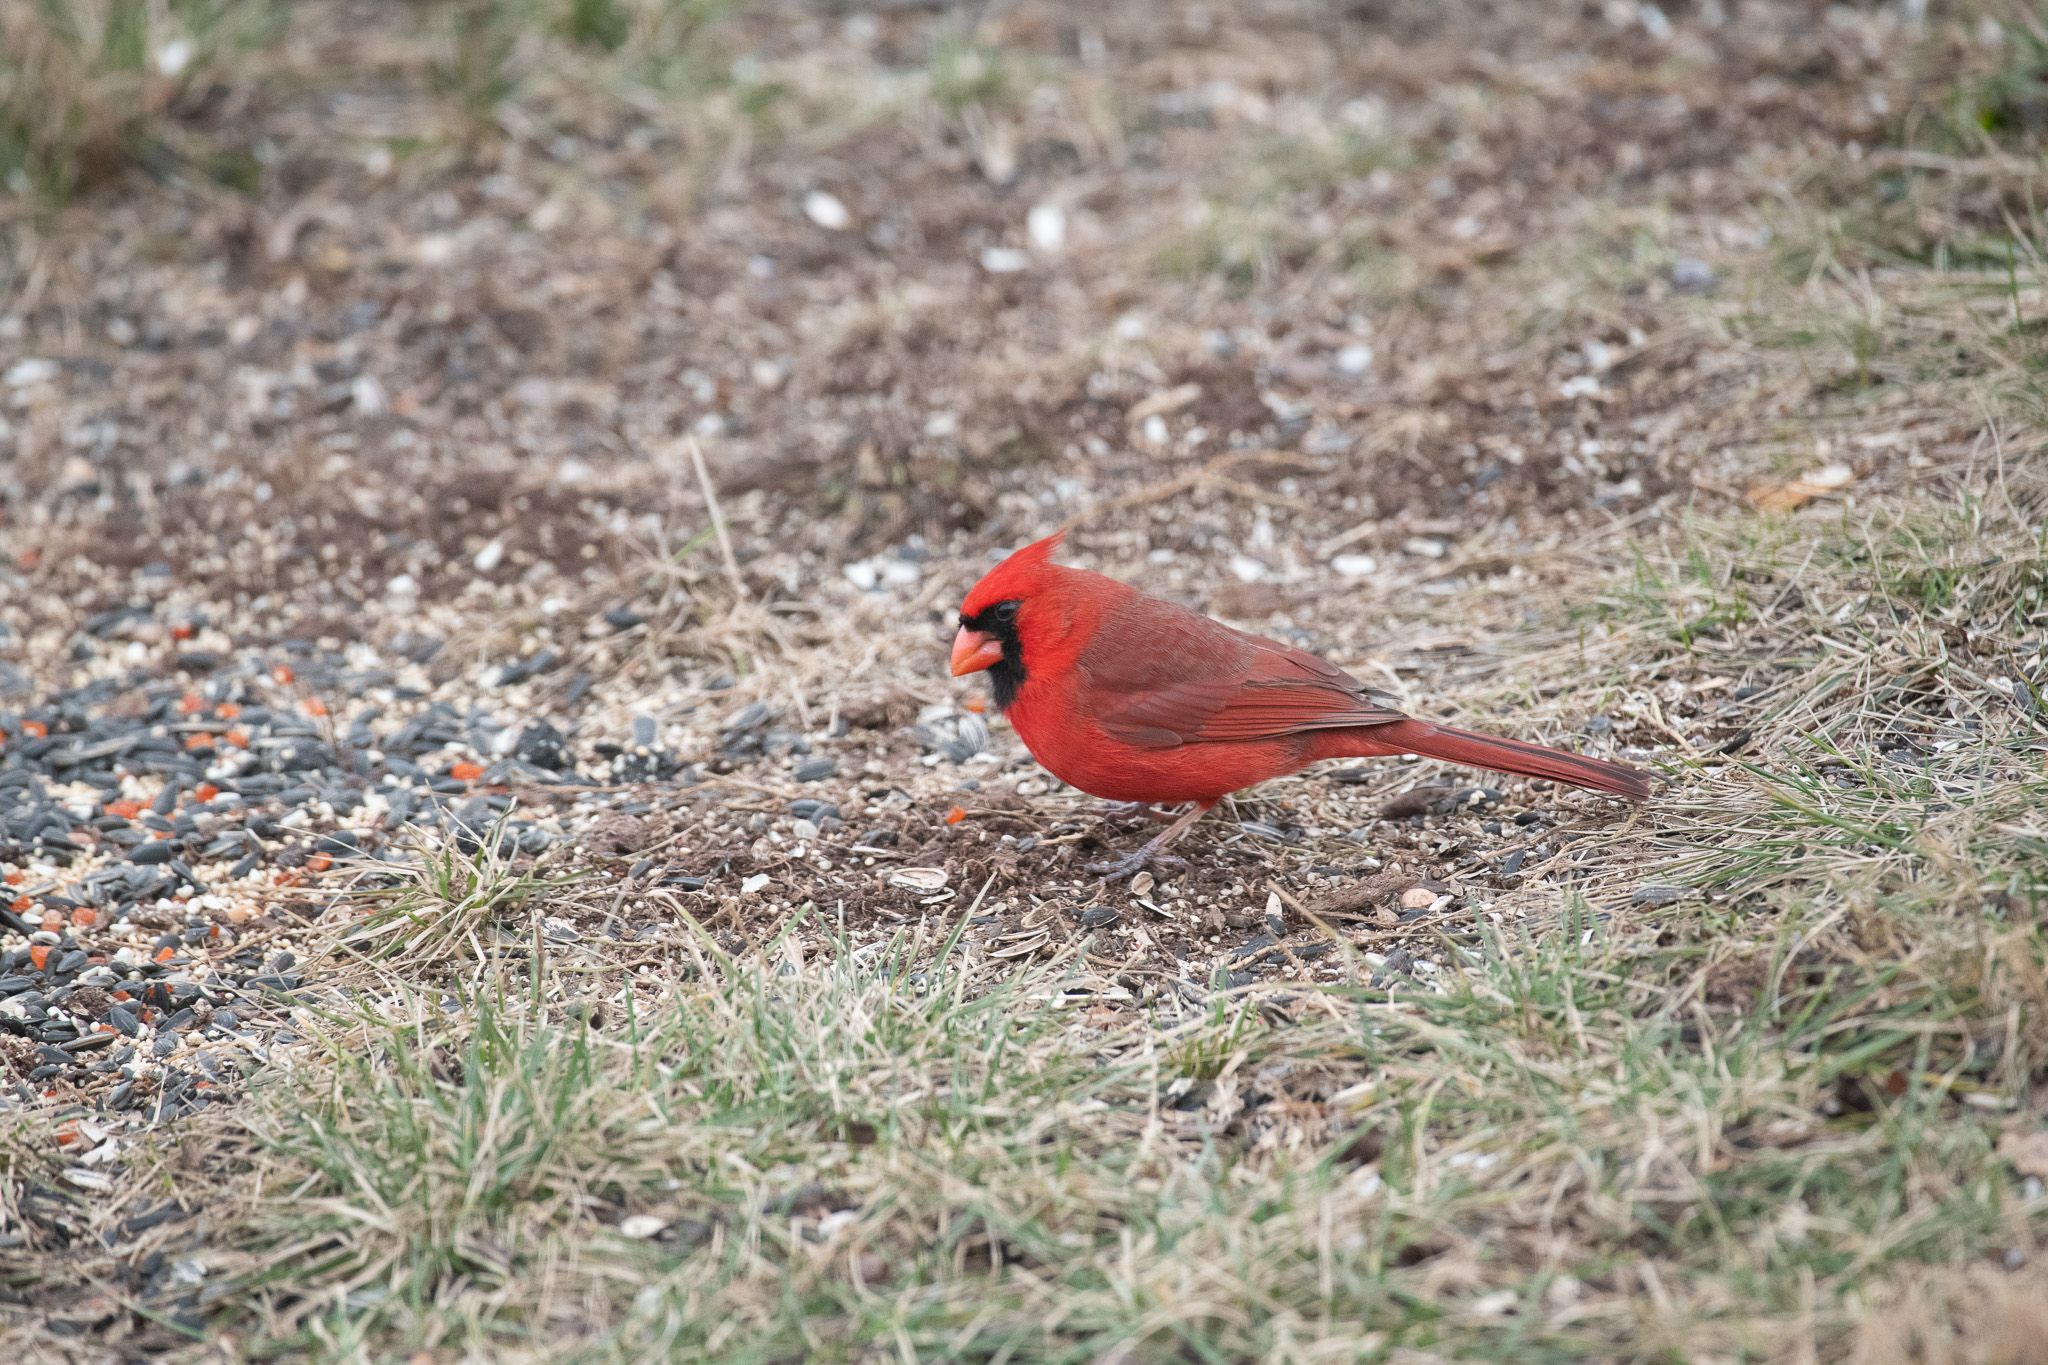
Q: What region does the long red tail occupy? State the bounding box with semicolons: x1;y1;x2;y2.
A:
1332;719;1652;801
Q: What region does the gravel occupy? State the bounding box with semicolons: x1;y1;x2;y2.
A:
793;757;838;782
0;637;710;1116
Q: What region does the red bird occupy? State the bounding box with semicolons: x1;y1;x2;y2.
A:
950;531;1650;875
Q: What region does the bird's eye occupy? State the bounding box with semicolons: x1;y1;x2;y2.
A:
993;600;1020;624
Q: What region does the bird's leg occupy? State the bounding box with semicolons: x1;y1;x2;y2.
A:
1096;800;1177;824
1085;800;1215;878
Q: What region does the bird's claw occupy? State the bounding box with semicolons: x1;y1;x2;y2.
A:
1085;849;1188;879
1097;801;1177;824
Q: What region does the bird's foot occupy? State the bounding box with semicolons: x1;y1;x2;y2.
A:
1085;800;1212;879
1085;847;1188;878
1096;801;1178;824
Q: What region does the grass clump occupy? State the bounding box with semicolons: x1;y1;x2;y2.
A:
433;0;745;136
218;936;1163;1357
337;820;576;973
1923;7;2048;151
926;33;1036;118
0;0;281;203
0;0;754;202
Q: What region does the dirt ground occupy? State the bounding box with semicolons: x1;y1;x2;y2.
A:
2;0;2045;1360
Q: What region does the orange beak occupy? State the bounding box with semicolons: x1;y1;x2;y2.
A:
950;626;1005;677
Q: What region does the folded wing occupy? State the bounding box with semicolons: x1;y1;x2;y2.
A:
1078;594;1405;748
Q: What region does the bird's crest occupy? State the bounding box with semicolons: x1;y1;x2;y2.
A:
960;529;1065;614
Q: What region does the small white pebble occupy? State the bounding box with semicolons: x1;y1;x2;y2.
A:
1335;343;1374;375
980;246;1030;274
803;190;850;230
1027;202;1066;253
1331;554;1378;578
5;357;57;387
155;38;193;77
414;234;458;266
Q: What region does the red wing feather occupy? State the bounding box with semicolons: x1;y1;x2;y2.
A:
1078;594;1405;749
1189;676;1405;740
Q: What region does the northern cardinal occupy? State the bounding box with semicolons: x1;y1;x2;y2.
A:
950;531;1650;875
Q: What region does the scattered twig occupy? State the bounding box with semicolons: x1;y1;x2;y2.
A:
686;435;748;600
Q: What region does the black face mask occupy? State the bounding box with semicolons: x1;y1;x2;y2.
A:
958;599;1025;709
